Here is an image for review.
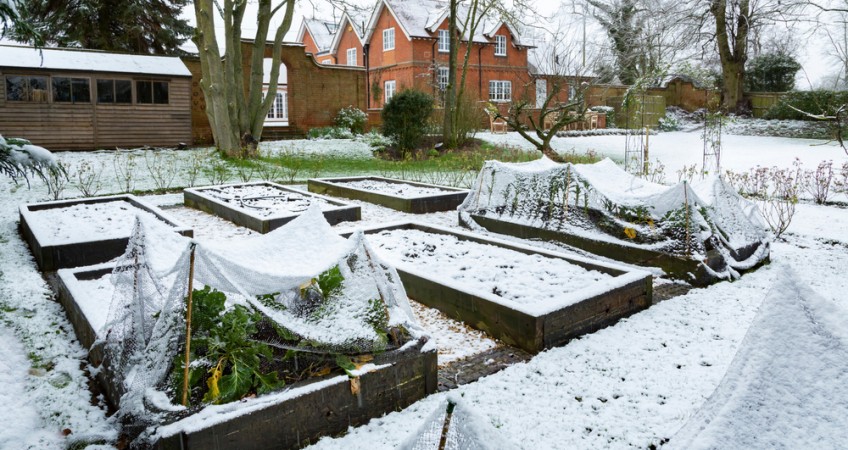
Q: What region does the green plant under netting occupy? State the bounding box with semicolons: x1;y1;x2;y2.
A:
170;264;404;407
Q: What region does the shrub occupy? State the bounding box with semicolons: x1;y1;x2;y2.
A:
307;126;354;140
381;89;434;154
657;112;681;132
334;106;367;134
355;131;394;152
745;52;802;93
765;90;848;120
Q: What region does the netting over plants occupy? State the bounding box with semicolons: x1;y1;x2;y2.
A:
99;206;421;434
459;157;769;280
400;399;513;450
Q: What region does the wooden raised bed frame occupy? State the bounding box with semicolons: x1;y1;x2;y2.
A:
308;176;468;214
348;222;653;353
463;213;768;287
184;182;360;233
20;194;193;272
54;264;438;450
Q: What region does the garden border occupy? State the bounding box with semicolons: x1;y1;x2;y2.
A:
307;176;468;213
345;222;653;353
20;194;193;272
184;182;360;233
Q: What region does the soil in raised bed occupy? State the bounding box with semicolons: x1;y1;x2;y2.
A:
26;200;170;245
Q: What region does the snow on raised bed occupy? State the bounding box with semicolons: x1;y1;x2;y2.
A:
369;228;614;307
25;199;173;246
337;179;455;199
197;183;338;217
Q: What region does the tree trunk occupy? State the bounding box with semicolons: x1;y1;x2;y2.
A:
194;0;295;158
442;0;459;148
711;0;749;113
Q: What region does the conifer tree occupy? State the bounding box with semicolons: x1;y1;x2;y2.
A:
18;0;191;55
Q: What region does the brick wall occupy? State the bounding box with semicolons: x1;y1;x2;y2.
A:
185;41;367;145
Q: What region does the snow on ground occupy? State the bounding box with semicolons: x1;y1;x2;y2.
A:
479;130;847;179
1;128;847;448
408;300;497;367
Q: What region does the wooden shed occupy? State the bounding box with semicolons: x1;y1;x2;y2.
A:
0;44;192;150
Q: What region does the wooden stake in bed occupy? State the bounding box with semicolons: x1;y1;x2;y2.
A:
182;244;197;407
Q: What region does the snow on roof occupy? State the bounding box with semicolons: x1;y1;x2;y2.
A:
301;18;338;52
0;45;191;77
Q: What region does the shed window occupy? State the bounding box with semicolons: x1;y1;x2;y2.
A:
97;79;132;103
52;77;91;103
495;35;507;56
137;80;169;104
4;75;48;102
383;27;395;51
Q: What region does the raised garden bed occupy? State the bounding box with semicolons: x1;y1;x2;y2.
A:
347;222;652;353
184;182;360;233
54;264;438;450
20;194;192;272
462;213;766;287
307;176;468;213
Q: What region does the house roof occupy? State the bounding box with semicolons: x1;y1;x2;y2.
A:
328;9;371;54
298;18;338;54
0;44;191;77
364;0;448;43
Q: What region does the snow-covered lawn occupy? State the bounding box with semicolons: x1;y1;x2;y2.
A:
0;130;846;448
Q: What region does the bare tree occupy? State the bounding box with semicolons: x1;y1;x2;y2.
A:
194;0;295;158
687;0;805;112
490;34;595;161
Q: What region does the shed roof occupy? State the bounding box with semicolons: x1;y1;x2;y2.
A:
0;45;191;77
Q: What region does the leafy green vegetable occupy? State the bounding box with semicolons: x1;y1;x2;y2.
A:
316;265;344;298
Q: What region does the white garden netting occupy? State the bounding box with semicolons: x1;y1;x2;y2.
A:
400;399;514;450
99;205;419;426
459;157;769;280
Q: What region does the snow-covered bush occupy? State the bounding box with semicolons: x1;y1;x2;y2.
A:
356;131;394;152
308;126;355;140
334;106;368;134
657;112;681;131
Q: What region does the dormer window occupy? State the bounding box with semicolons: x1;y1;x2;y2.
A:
383;27;395;51
438;29;450;53
495;35;507;56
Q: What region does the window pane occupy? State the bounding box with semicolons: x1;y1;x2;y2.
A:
97;79;114;103
53;77;72;102
153;81;169;104
71;78;90;102
5;76;25;101
30;77;48;102
439;30;449;52
115;80;132;103
137;81;152;103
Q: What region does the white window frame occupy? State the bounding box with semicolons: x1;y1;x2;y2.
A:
535;78;547;108
383;27;395;51
437;67;449;91
346;48;357;66
494;35;507;56
488;80;511;102
264;87;288;123
438;29;450;53
321;58;333;64
384;80;396;103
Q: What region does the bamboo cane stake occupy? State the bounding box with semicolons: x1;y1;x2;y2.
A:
182;244;197;407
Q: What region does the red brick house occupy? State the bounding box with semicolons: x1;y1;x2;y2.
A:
298;0;554;110
296;19;338;65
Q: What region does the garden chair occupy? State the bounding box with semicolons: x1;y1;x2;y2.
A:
486;106;508;134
